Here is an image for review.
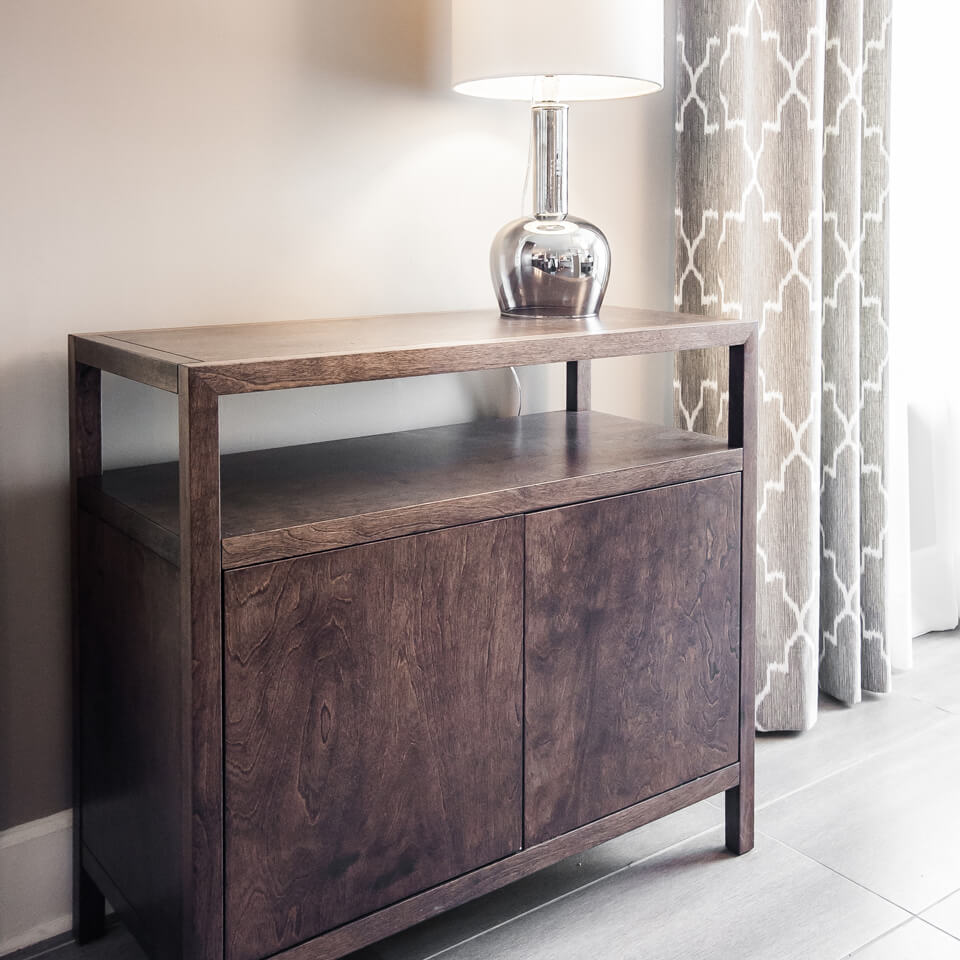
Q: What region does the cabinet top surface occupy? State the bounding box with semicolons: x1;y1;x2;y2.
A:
73;306;756;394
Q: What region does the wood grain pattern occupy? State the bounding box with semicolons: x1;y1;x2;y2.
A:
265;766;738;960
73;334;187;392
81;412;741;567
223;519;523;960
726;335;758;855
565;360;591;411
74;307;755;395
524;476;742;846
69;339;105;943
177;370;222;960
78;512;182;960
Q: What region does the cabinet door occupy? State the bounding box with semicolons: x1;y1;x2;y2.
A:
223;518;523;960
524;475;742;846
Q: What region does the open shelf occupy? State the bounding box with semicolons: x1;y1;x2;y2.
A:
79;411;742;568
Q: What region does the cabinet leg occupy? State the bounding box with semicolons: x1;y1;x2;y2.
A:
74;864;106;943
724;784;754;855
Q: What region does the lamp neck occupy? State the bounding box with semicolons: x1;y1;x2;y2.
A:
532;102;568;220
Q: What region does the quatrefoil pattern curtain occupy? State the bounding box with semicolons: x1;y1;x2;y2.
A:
674;0;892;730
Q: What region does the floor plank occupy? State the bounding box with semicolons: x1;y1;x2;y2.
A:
850;918;960;958
759;716;960;913
12;925;144;960
750;690;947;809
892;630;960;714
380;831;906;960
923;889;960;940
363;801;719;959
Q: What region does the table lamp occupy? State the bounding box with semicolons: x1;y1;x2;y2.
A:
451;0;663;320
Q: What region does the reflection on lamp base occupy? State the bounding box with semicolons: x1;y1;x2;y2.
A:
490;214;611;320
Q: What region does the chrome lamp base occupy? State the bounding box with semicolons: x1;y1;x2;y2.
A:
491;101;611;320
491;214;610;319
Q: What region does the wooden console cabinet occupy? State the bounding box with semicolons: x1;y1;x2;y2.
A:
69;307;757;960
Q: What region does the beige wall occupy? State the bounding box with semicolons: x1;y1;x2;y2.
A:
0;0;677;830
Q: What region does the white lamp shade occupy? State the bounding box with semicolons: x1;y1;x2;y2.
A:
451;0;663;101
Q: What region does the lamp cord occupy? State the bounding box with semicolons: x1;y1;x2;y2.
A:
509;365;522;417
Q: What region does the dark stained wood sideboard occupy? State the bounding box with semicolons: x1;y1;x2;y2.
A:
69;306;757;960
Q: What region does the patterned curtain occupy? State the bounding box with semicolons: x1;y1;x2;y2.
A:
674;0;892;731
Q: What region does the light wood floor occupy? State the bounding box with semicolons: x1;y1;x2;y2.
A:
21;631;960;960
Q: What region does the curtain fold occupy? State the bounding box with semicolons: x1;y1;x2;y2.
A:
674;0;892;731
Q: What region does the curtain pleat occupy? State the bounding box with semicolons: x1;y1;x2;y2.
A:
857;1;892;693
820;0;865;704
675;0;892;731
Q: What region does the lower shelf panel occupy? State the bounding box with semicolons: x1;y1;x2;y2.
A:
271;764;740;960
78;411;743;569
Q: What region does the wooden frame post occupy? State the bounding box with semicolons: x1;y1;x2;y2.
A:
69;336;107;941
725;332;757;855
565;360;591;411
178;369;224;960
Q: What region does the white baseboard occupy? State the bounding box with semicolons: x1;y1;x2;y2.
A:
0;810;73;957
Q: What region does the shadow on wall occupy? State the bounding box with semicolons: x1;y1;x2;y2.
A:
0;472;72;831
297;0;447;91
